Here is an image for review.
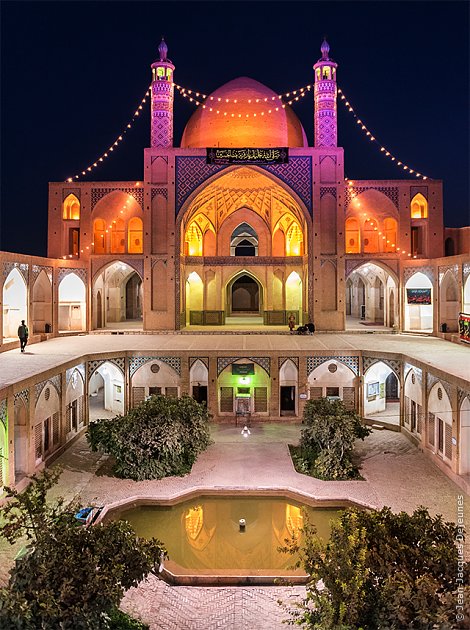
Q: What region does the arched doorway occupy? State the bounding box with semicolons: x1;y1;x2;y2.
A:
58;272;86;331
88;361;124;420
346;263;397;330
404;272;433;332
92;262;143;330
32;270;53;333
364;362;400;427
2;267;27;340
439;271;459;332
229;275;261;314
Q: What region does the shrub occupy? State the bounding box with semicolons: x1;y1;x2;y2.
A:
87;394;212;480
282;506;470;629
298;398;370;479
0;469;165;629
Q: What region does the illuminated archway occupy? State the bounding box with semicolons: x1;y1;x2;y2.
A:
285;271;302;314
346;262;397;328
63;193;80;220
89;361;125;419
58;273;86;331
128;217;143;253
384;217;397;252
285;221;303;256
92;262;142;329
404;272;433;332
364;362;400;427
2;268;27;340
227;272;263;315
93;218;107;254
185;222;203;256
345;218;360;253
185;271;204;325
411;193;428;219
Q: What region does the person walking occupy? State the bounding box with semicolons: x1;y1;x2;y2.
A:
18;320;29;353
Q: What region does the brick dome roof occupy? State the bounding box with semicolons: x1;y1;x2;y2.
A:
180;77;308;148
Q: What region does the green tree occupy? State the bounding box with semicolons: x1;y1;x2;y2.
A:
298;397;370;479
282;506;470;629
0;468;165;629
87;394;212;480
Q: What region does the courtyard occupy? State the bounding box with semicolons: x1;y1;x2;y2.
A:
1;418;468;629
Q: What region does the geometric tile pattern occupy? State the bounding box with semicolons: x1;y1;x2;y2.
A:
129;356;181;378
458;387;470;408
175;156;313;216
438;263;459;285
278;357;299;369
217;357;271;376
66;363;85;385
307;355;359;376
58;267;87;284
35;374;61;404
426;373;453;402
403;265;434;283
32;264;53;284
14;389;29;408
91;187;144;211
344;186;399;210
0;399;7;428
362;357;401;379
3;261;29;285
320;186;337;199
87;357;125;379
189;357;209;370
151;187;168;200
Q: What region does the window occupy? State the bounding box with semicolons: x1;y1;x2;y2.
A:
63;194;80;220
93;218;106;254
410;193;428;219
411;226;422;255
128;217;143;253
230;223;258;256
111;219;125;254
345;218;360;253
322;66;331;79
149;387;162;396
363;218;379;253
326;387;340;397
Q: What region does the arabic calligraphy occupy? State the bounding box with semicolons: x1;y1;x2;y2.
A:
206;148;289;164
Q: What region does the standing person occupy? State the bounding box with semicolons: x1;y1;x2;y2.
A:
18;320;29;353
288;313;296;333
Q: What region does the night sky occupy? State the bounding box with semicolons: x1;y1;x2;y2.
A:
1;1;468;257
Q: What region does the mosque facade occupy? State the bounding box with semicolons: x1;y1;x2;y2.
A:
0;40;469;493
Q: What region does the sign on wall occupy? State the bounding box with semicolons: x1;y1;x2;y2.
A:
459;312;470;344
406;288;432;305
206;148;289;164
232;363;255;375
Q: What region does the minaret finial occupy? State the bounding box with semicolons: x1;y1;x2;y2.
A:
321;37;330;60
158;37;168;62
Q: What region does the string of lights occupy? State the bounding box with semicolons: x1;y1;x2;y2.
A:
173;82;313;103
346;180;417;258
174;83;310;116
338;88;429;181
65;87;151;182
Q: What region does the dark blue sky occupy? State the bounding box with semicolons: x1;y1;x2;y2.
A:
1;1;468;256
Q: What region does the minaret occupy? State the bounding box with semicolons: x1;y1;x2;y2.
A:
313;38;338;147
150;38;175;148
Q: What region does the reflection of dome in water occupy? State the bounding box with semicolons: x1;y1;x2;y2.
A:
181;77;308;149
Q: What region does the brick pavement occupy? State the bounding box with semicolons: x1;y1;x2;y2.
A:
1;425;468;629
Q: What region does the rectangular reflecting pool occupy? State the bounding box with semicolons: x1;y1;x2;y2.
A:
110;495;342;584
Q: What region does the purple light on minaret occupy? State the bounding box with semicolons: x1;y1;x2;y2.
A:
150;38;175;148
313;38;338;148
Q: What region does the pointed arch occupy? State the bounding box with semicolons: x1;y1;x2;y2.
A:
32;270;52;333
345;217;360;253
439;270;459;332
286;221;303;256
58;272;86;331
2;267;28;340
384;217;397;252
128;217;143;253
411;193;428;219
63;193;80;220
363;218;379;253
93;218;107;254
185;221;203;256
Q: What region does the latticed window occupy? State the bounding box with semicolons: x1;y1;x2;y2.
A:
428;412;435;446
220;387;233;413
35;424;43;461
309;387;322;400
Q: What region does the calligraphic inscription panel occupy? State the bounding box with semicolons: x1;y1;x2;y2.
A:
206;148;289;165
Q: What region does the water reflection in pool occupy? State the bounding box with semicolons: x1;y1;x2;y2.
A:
115;496;340;572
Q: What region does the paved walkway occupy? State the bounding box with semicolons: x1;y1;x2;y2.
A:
1;332;469;391
1;424;468;629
